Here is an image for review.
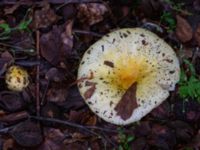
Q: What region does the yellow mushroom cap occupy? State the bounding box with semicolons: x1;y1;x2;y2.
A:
78;28;180;125
5;65;29;92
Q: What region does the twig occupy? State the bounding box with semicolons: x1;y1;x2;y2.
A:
73;29;103;38
0;125;16;134
30;116;101;136
36;30;40;116
30;116;121;134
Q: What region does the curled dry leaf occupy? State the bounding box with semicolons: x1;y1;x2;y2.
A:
77;3;108;25
176;15;193;43
32;2;59;29
10;121;43;147
194;24;200;46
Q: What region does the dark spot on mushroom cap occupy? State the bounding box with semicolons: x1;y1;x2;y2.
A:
101;45;104;52
142;40;148;46
169;70;175;74
87;50;91;54
140;34;145;37
104;60;114;68
126;30;131;34
112;38;116;44
123;33;128;38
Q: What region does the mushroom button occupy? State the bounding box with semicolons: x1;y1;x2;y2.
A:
5;65;29;92
77;28;180;125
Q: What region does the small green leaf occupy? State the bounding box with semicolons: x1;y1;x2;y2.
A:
17;19;32;31
0;23;11;35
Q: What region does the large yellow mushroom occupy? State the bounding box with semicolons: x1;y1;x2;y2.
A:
78;28;180;125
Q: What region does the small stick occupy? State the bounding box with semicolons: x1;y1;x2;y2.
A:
30;116;122;134
73;29;103;38
36;30;40;116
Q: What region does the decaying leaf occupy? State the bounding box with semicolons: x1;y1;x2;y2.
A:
114;83;138;120
77;3;108;25
175;15;193;43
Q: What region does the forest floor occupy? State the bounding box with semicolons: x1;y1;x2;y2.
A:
0;0;200;150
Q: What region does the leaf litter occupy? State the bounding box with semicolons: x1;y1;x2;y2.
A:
0;0;199;149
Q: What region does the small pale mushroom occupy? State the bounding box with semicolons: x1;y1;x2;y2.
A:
5;65;29;92
77;28;180;125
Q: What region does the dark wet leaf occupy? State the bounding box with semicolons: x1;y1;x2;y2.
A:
77;3;108;25
134;121;151;137
168;120;194;142
0;91;25;112
10;121;43;147
173;100;200;123
114;83;138;120
148;124;176;150
131;137;149;150
138;0;163;19
150;101;170;119
175;15;193;43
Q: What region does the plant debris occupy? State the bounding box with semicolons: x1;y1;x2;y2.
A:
0;0;199;149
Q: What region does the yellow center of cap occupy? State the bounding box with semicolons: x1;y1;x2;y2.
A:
102;52;157;90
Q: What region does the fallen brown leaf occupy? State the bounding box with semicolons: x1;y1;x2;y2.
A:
40;20;74;66
114;83;138;120
176;15;193;43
